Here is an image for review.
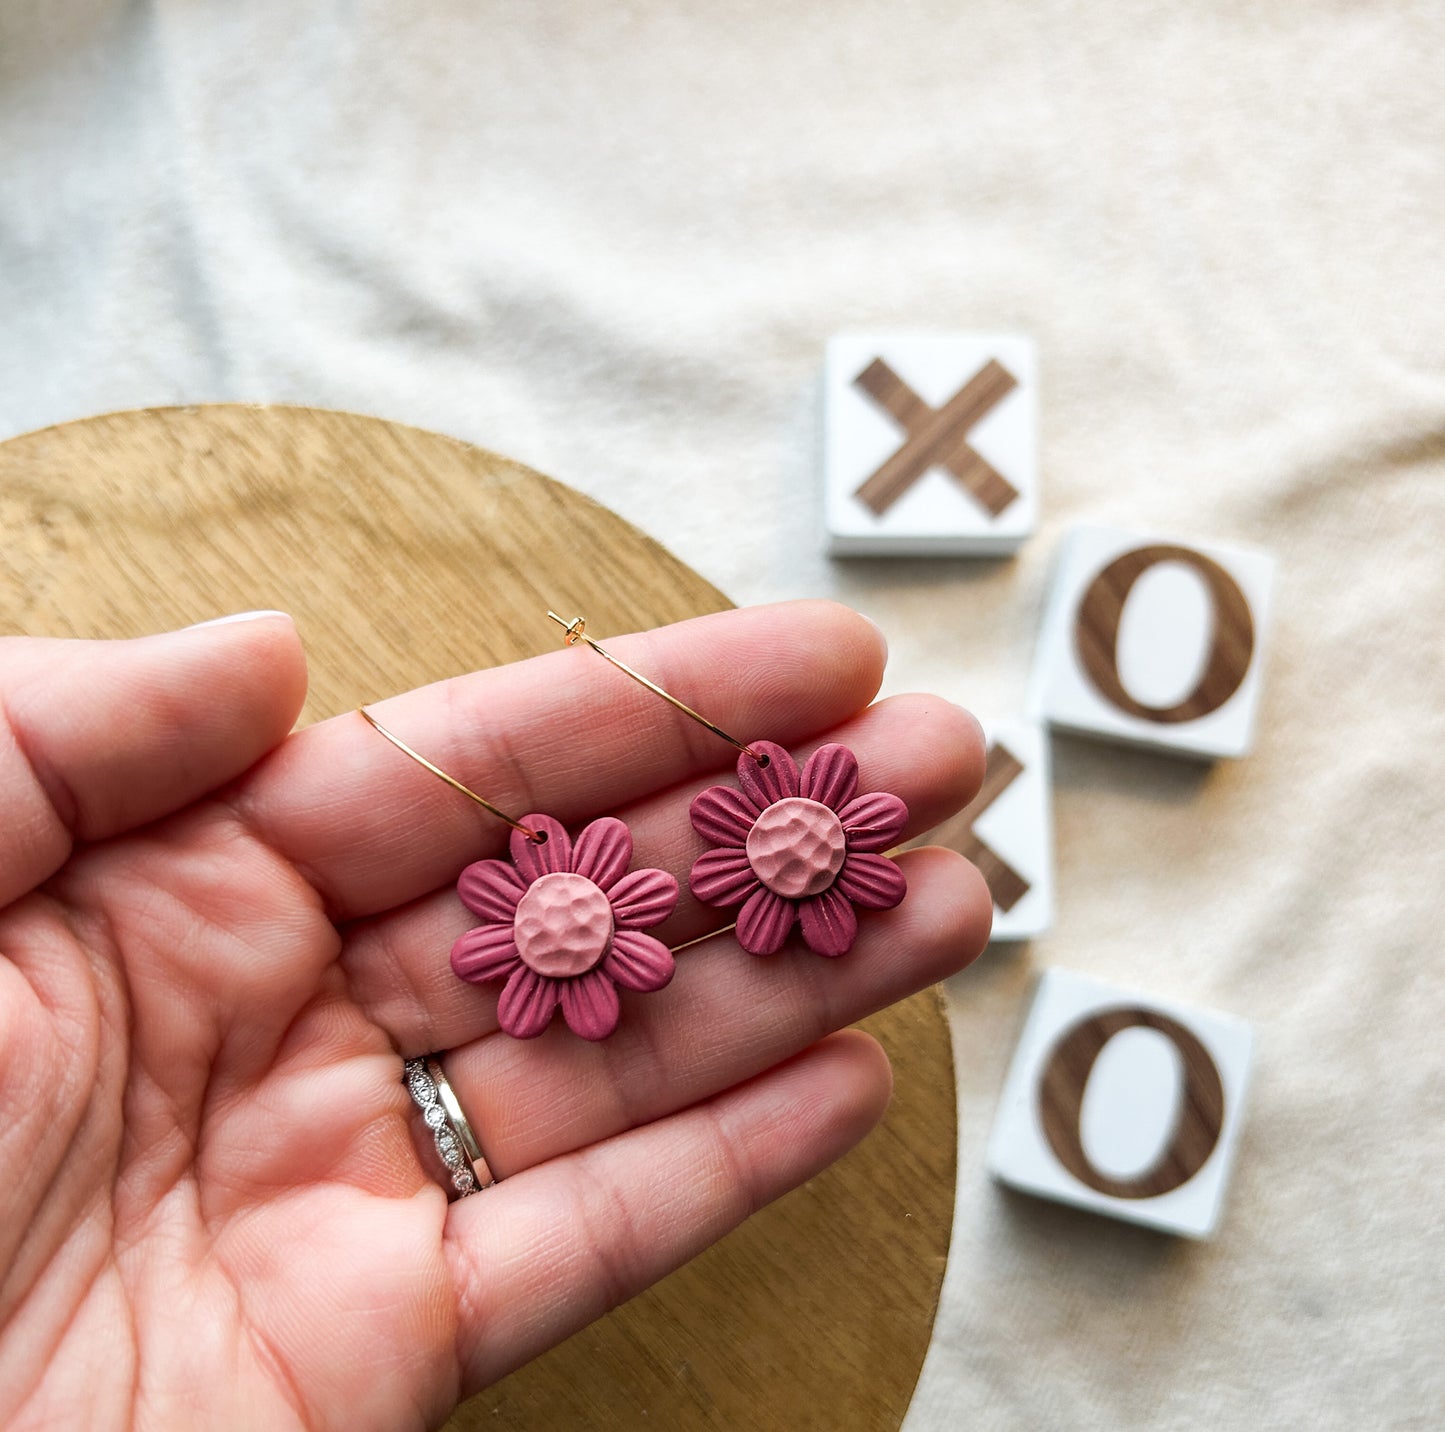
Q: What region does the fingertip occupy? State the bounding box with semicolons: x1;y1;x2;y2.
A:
954;703;988;787
822;1027;895;1124
754;600;890;734
951;850;995;965
897;694;989;812
177;610;309;740
840;693;987;839
0;614;314;900
765;1029;894;1166
663;600;889;744
797;599;890;694
892;845;994;976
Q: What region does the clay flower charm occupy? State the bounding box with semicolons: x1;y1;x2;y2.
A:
451;816;679;1041
689;741;908;957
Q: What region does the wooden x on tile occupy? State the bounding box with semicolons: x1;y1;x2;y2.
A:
852;357;1021;517
955;740;1030;913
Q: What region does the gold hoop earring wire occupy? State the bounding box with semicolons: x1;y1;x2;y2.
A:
546;613;768;766
544;614;743;951
356;707;544;843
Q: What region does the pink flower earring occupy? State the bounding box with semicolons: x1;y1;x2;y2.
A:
688;741;907;957
547;614;909;959
358;708;678;1041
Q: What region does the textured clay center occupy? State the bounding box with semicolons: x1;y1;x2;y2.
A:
512;872;614;978
746;797;847;899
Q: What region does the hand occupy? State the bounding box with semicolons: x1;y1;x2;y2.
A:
0;601;990;1431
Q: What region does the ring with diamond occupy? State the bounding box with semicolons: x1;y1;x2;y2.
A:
404;1056;497;1197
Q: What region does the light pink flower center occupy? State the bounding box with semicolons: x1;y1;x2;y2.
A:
745;797;847;900
513;872;614;978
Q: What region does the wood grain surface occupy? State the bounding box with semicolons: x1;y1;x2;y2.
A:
0;405;956;1431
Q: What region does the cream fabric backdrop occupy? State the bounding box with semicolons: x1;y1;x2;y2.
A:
2;3;1441;1427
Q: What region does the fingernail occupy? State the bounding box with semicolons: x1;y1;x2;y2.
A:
185;609;292;630
859;611;889;661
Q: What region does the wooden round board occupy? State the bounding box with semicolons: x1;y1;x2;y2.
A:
0;406;956;1431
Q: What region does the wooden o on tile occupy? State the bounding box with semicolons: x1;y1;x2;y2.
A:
1028;524;1276;760
1037;1006;1226;1200
0;405;955;1432
986;969;1253;1239
1074;545;1255;724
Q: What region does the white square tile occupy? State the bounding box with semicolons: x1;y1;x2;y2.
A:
986;968;1255;1239
1027;524;1276;760
824;332;1038;556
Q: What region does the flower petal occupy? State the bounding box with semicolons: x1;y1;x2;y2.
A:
456;859;528;922
689;785;758;847
838;791;910;852
603;930;676;993
689;848;760;907
560;970;622;1041
450;925;522;983
835;852;907;911
571;817;633;890
735;886;796;955
736;741;800;812
800;744;859;811
496;966;560;1039
511;815;573;883
798;885;859;957
607;867;680;929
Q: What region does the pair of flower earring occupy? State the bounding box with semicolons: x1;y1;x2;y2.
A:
359;614;910;1042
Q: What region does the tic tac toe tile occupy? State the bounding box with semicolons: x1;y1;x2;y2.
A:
946;718;1053;941
1027;524;1276;760
824;332;1038;556
986;968;1254;1239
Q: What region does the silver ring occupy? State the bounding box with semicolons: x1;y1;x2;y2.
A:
403;1056;497;1197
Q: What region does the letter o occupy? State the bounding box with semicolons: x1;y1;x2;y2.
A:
1037;1006;1226;1200
1073;545;1255;724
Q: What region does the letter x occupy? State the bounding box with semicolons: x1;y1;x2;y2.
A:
955;741;1029;912
851;357;1021;518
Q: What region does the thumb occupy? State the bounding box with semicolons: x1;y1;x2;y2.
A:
0;611;308;908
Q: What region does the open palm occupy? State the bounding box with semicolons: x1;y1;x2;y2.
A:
0;602;989;1431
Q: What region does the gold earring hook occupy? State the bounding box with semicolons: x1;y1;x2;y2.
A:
357;707;544;843
547;612;767;765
